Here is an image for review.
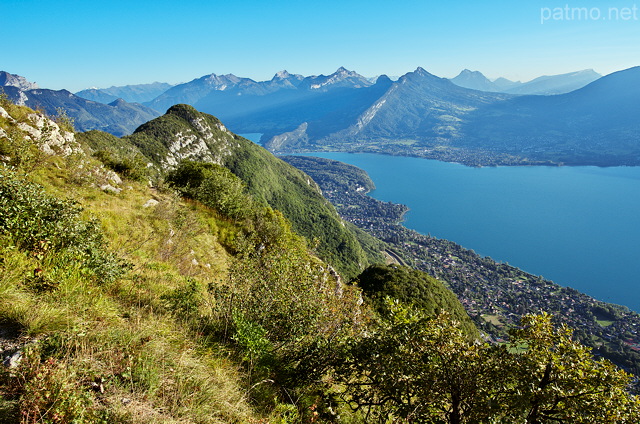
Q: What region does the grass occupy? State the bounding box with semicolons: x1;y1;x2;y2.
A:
596;319;615;327
0;151;263;423
482;314;504;327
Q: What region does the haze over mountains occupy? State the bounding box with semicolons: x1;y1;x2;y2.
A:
461;66;640;165
75;82;174;104
449;69;601;95
3;65;639;166
0;72;159;136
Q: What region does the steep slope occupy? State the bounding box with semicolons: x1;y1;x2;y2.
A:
354;264;478;338
123;104;379;277
265;67;512;152
0;71;38;90
1;83;160;137
461;66;640;165
75;82;173;104
0;99;374;423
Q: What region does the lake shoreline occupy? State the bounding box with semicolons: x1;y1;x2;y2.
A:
301;151;640;313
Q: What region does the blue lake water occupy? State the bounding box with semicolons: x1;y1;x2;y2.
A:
238;133;263;144
305;152;640;312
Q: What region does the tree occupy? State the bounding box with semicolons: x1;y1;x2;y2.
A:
333;301;501;423
332;308;640;423
500;313;640;423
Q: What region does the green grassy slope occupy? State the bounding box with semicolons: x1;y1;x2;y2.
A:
122;104;381;278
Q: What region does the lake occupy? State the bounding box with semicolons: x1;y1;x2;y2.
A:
305;152;640;312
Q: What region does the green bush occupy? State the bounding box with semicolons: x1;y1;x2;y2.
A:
166;160;254;220
93;149;147;181
0;168;129;283
354;264;478;338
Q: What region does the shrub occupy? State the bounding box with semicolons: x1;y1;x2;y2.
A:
165;160;254;220
0;168;129;283
0;345;106;424
93;149;147;181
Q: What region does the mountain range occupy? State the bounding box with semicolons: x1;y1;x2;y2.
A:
75;82;174;104
4;65;638;166
449;69;601;95
460;66;640;165
0;73;160;136
259;67;640;166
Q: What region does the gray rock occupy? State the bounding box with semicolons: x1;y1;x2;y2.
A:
100;184;122;194
3;349;22;368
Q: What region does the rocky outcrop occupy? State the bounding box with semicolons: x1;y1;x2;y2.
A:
0;106;77;156
0;71;38;91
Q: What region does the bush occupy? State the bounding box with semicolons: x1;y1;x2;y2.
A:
0;168;129;283
93;149;147;181
166;160;254;220
0;344;106;424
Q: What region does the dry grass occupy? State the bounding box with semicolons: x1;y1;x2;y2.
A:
0;155;260;423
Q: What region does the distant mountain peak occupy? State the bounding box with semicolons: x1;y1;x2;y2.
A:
415;66;428;74
303;67;372;91
108;98;128;107
274;70;292;79
458;69;484;77
330;67;361;79
272;70;304;83
374;75;393;85
450;69;510;92
0;71;38;90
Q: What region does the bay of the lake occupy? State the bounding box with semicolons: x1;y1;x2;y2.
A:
305;152;640;312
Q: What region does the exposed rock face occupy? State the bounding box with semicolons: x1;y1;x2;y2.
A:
265;122;309;152
0;71;38;91
128;104;238;170
0;106;77;156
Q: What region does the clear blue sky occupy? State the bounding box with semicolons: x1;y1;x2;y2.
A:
3;0;639;91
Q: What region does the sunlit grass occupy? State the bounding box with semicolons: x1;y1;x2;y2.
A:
0;154;259;423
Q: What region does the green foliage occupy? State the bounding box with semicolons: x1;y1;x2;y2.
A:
93;149;146;181
0;121;45;171
1;345;106;424
499;313;640;423
333;302;497;423
225;144;372;279
160;278;201;317
0;89;8;107
166;160;253;220
232;312;274;381
126;105;375;278
282;155;376;193
354;264;478;338
333;308;640;423
76;130;150;181
54;107;75;133
0;168;129;283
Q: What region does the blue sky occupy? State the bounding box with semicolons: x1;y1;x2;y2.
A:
3;0;639;91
